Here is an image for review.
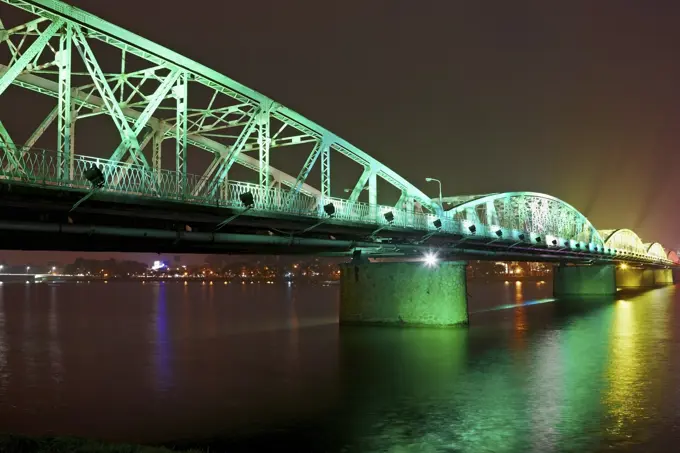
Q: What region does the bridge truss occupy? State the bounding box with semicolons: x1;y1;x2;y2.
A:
0;0;676;266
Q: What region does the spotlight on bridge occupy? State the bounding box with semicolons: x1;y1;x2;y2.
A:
239;191;255;208
495;229;503;238
551;239;557;246
564;241;570;247
468;224;476;234
534;236;541;243
573;243;580;249
70;164;106;212
518;234;525;241
433;219;442;230
384;211;395;223
423;252;438;267
323;202;336;217
84;164;105;188
215;191;255;231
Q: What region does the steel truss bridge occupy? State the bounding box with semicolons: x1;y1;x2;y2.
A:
0;0;676;267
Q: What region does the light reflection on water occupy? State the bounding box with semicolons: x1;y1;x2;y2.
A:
0;281;679;452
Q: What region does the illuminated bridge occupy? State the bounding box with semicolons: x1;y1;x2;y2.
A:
0;0;676;326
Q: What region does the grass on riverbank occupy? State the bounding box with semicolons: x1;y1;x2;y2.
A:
0;435;205;453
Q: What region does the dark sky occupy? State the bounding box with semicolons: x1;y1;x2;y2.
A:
3;0;680;265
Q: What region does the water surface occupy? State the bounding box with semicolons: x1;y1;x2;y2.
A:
0;280;679;452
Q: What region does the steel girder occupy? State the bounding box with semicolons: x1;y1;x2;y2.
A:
645;243;667;261
445;192;604;246
0;0;675;266
0;0;435;214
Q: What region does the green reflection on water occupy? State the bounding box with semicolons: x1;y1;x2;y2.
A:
342;285;680;453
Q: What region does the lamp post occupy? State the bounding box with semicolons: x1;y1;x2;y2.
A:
425;177;443;210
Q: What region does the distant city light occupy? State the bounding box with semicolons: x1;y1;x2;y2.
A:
423;252;438;267
151;260;166;270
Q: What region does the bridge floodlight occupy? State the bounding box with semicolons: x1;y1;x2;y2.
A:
323;202;336;217
468;225;476;234
239;191;255;208
384;211;395;223
70;164;106;212
84;164;105;188
495;229;502;237
423;252;438;267
551;239;557;246
433;219;442;230
518;234;525;241
535;236;541;243
215;191;255;231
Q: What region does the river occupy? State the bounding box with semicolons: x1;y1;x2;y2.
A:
0;279;679;452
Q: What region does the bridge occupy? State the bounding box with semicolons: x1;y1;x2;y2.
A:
0;0;676;327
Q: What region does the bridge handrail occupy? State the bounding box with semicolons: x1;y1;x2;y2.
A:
0;148;674;265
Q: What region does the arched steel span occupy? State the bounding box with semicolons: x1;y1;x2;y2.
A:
0;0;676;266
598;229;676;263
0;0;435;212
600;229;648;256
441;192;603;245
645;243;668;261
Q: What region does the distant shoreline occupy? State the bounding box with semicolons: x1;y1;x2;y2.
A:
0;434;204;453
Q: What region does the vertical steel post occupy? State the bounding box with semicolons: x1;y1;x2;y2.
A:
257;108;270;189
174;72;188;195
368;171;377;221
152;128;163;184
56;23;72;180
321;143;330;201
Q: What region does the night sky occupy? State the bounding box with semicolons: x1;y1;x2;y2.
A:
2;0;680;265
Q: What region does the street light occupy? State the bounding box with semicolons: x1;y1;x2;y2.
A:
26;266;30;272
425;177;443;210
343;187;368;193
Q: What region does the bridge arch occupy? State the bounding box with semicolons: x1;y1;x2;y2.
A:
668;250;679;264
598;229;646;255
441;192;603;245
644;242;667;261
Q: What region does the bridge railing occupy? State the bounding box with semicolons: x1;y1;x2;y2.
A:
0;149;675;265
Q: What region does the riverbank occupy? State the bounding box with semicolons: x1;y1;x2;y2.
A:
0;435;204;453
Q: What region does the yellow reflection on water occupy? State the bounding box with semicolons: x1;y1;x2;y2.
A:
513;281;527;347
604;299;641;435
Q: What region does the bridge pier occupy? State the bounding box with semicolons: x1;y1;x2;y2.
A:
553;264;617;297
616;267;674;288
339;261;469;327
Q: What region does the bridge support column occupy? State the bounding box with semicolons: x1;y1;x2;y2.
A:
553;264;616;297
339;261;468;327
616;267;674;288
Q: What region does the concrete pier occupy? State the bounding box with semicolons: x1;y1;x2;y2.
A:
339;261;468;327
553;264;616;297
616;267;674;288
